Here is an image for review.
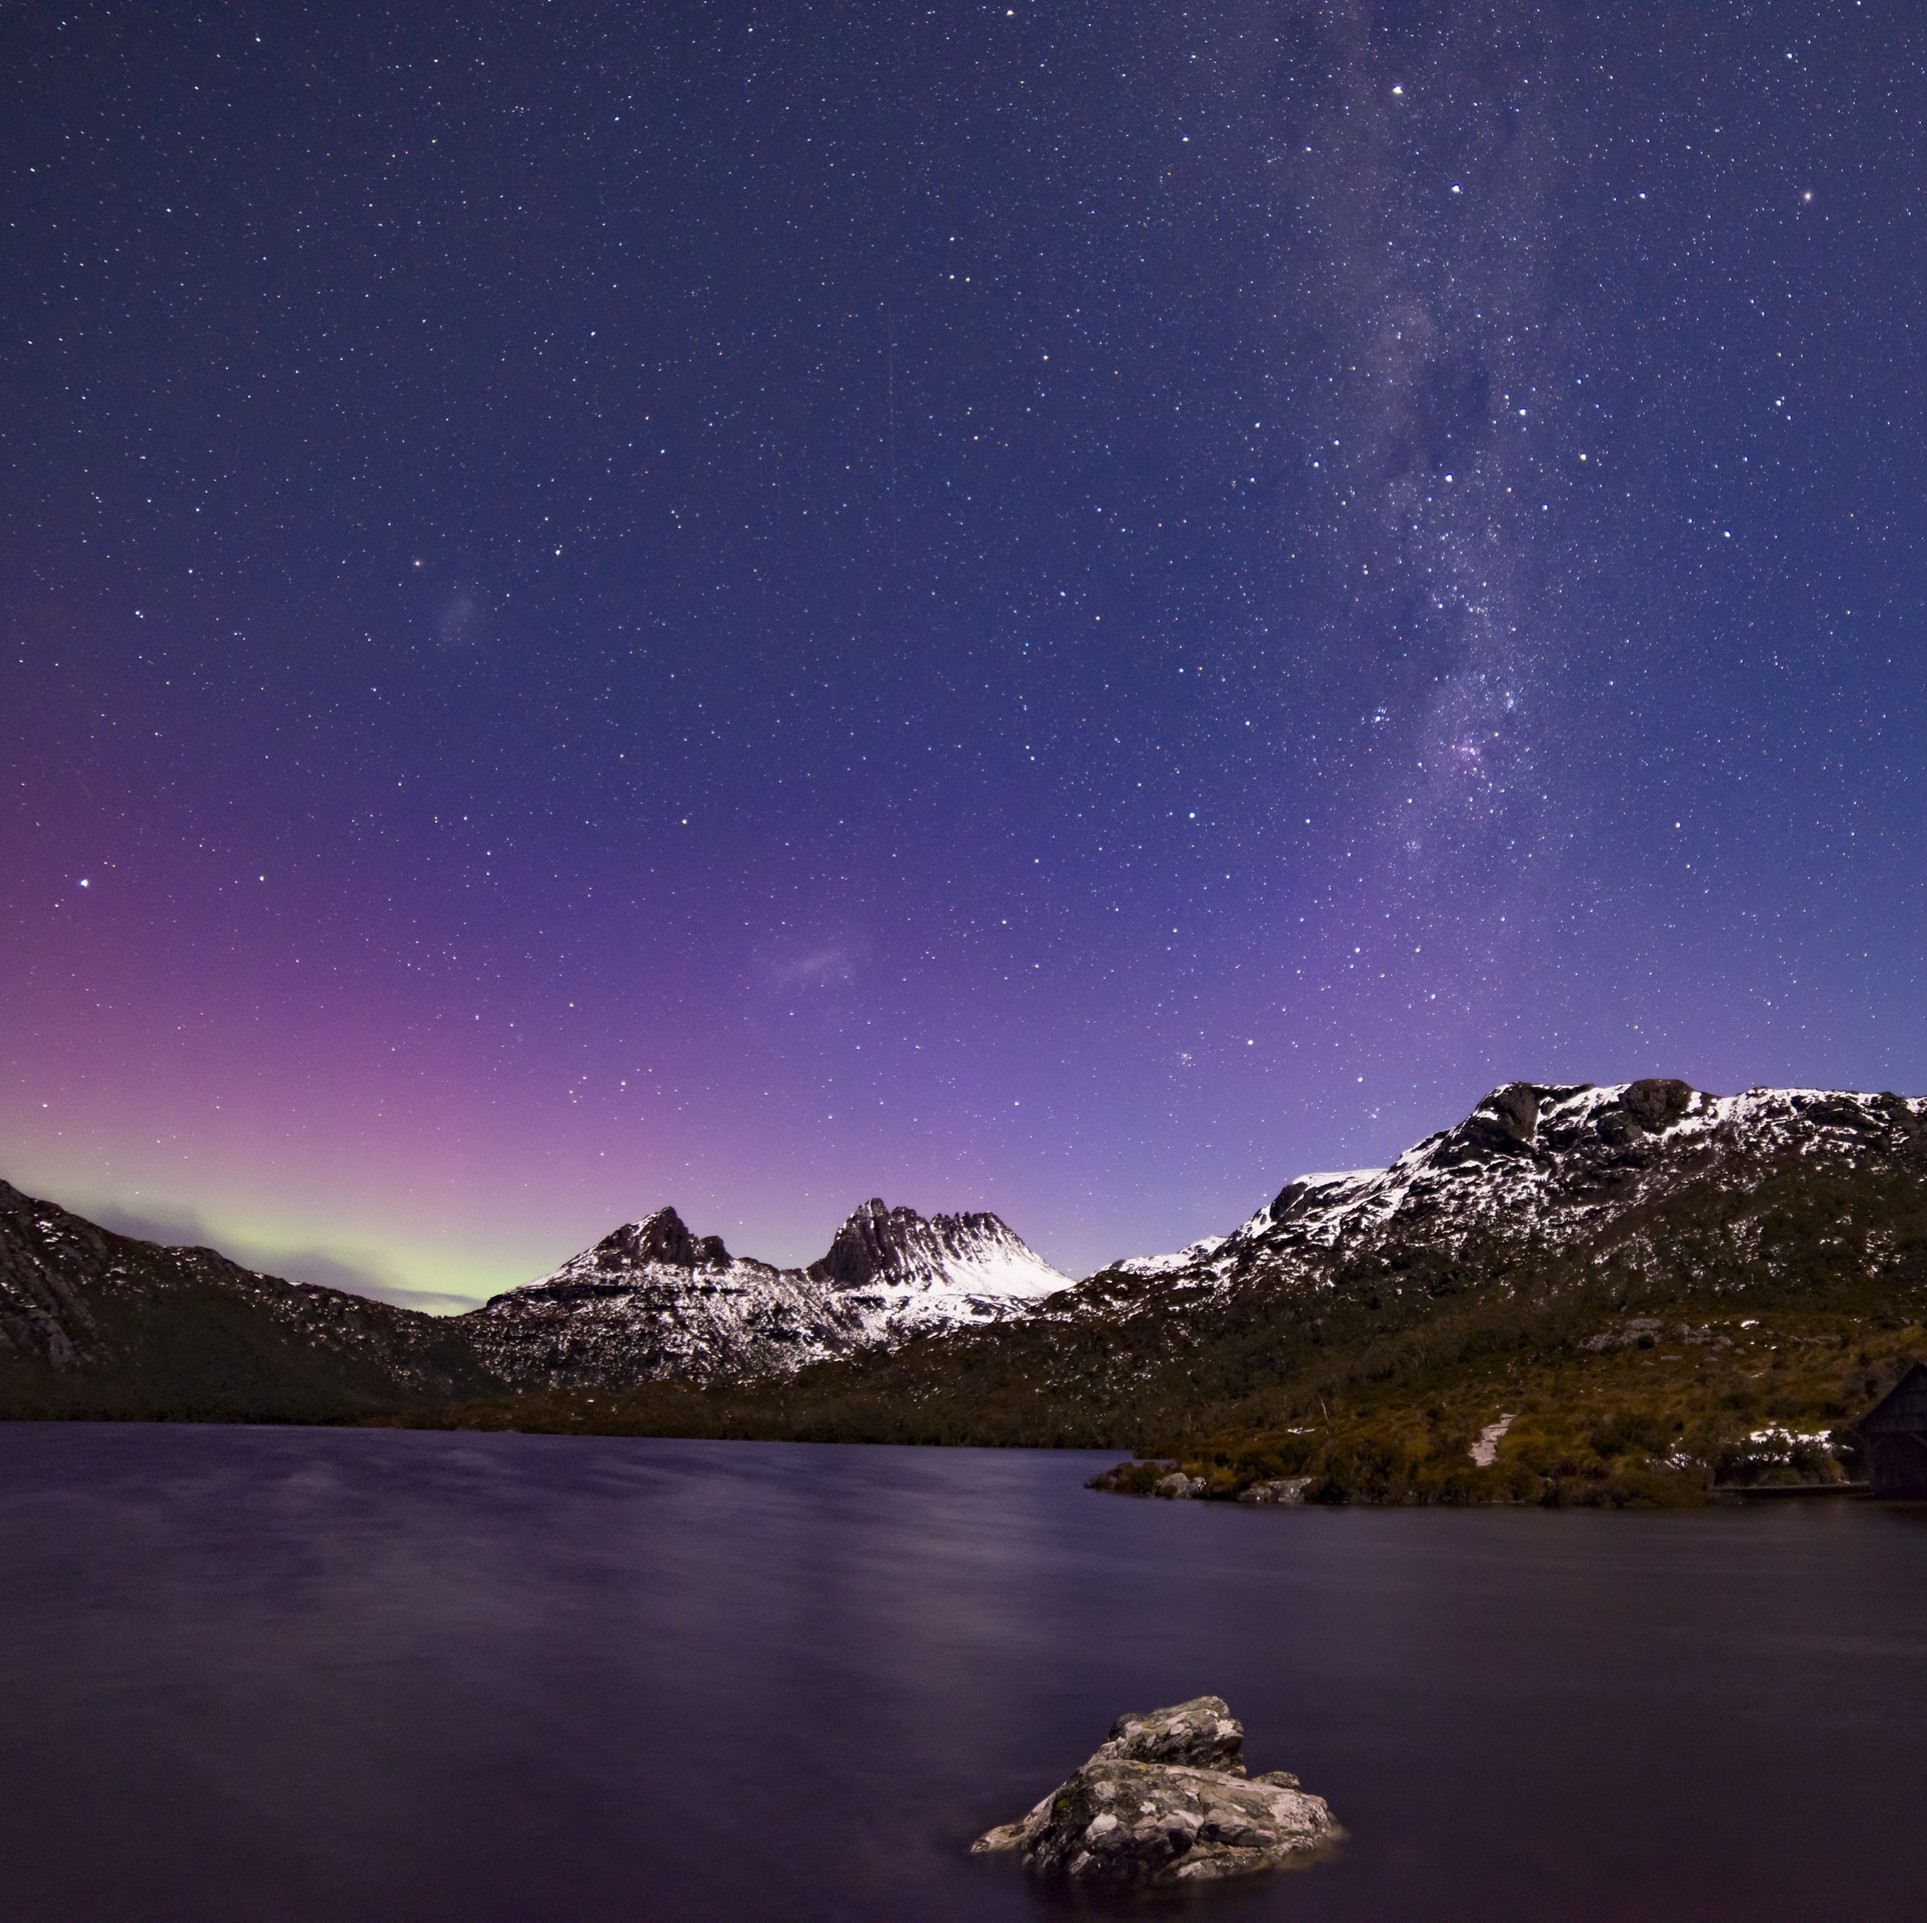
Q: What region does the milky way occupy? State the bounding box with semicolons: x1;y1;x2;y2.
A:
1261;5;1590;1030
3;3;1922;1297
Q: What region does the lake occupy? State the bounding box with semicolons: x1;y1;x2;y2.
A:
1;1425;1923;1921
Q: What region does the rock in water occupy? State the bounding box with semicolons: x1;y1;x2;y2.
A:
973;1695;1339;1886
1097;1695;1248;1772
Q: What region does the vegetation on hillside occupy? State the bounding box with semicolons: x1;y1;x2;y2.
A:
398;1150;1927;1506
1090;1310;1922;1507
10;1141;1927;1509
402;1303;1923;1506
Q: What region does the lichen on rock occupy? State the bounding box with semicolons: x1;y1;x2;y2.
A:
1097;1695;1248;1772
972;1695;1339;1886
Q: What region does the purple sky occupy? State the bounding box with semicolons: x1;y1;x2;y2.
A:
5;3;1923;1305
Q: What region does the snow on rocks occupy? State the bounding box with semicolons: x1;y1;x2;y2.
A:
466;1199;1071;1390
1114;1080;1927;1297
805;1197;1070;1339
468;1080;1926;1392
1110;1233;1228;1280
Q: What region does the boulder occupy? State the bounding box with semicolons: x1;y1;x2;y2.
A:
1238;1477;1315;1505
1153;1471;1205;1499
1097;1695;1247;1772
973;1696;1339;1886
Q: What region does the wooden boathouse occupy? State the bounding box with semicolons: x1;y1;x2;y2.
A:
1860;1362;1927;1498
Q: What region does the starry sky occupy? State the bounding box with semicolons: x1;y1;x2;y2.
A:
4;2;1924;1306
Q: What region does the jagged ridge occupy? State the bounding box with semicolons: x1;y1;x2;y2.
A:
566;1076;1927;1462
465;1197;1072;1389
0;1181;1074;1410
1116;1080;1927;1295
7;1079;1925;1429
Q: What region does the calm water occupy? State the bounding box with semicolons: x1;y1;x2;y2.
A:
2;1426;1924;1922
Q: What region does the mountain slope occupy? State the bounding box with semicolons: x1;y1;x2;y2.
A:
0;1182;1074;1413
464;1207;871;1388
806;1197;1071;1331
1119;1080;1927;1293
493;1081;1927;1498
464;1197;1071;1389
11;1077;1926;1477
0;1179;504;1419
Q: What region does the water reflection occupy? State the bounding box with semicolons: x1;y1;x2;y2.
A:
1;1426;1923;1921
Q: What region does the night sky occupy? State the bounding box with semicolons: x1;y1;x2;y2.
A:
5;3;1923;1306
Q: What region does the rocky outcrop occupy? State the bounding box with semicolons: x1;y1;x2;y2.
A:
464;1206;864;1388
466;1198;1071;1389
973;1696;1339;1886
1238;1476;1315;1504
582;1209;730;1272
806;1197;1070;1309
1094;1697;1249;1772
1115;1081;1927;1297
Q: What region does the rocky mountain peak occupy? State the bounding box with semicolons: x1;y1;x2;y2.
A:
469;1189;1068;1389
588;1207;730;1272
808;1199;1071;1301
1162;1078;1927;1290
1408;1078;1705;1180
809;1199;939;1290
1422;1081;1556;1167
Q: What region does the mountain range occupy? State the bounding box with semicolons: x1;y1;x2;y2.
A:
6;1077;1926;1502
1119;1077;1926;1295
465;1197;1070;1390
0;1179;1070;1417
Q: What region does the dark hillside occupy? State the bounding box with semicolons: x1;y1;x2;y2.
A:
0;1180;503;1421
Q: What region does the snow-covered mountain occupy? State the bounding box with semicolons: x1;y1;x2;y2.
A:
9;1077;1923;1422
807;1197;1071;1328
466;1197;1071;1388
1112;1079;1927;1295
